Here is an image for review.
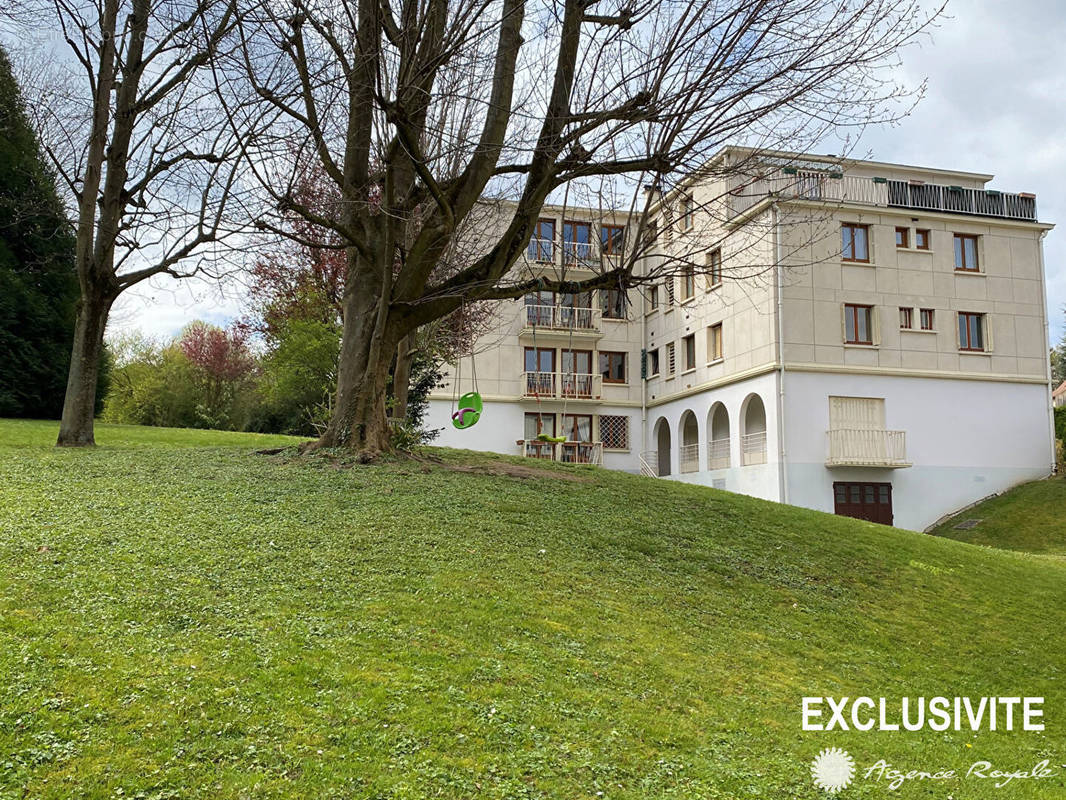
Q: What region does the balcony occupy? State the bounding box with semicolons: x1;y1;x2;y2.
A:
522;371;602;400
728;171;1037;223
518;440;603;464
522;303;602;334
826;428;911;468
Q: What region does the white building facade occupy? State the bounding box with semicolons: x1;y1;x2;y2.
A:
427;150;1056;531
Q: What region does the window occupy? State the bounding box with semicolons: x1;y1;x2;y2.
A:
665;342;676;376
895;227;909;248
679;194;694;231
599;351;626;384
562;220;591;264
600;288;627;319
682;334;696;371
524;347;554;373
920;308;935;331
647;348;660;376
915;229;930;250
600;414;629;450
524;412;554;441
843;304;874;345
562;413;593;442
953;233;979;272
664;277;676;306
708;323;723;361
899;307;913;330
528;218;555;261
648;285;659;311
707;248;723;288
601;225;625;256
841;223;870;263
958;312;986;351
681;265;696;300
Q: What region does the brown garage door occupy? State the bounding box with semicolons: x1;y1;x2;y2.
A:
833;482;893;526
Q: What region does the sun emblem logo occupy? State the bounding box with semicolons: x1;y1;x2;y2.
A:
811;747;855;794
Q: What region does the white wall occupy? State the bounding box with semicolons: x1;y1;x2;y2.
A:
782;371;1053;530
642;371;782;501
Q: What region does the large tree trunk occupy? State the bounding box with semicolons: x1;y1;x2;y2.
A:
317;273;408;457
56;288;114;447
391;334;414;422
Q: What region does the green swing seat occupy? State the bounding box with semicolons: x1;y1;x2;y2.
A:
451;391;483;429
536;432;566;443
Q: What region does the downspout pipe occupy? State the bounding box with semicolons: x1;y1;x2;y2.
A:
773;204;789;504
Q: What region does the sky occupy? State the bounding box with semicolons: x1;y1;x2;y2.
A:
110;0;1066;345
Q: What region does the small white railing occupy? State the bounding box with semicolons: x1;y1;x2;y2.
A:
527;238;554;262
707;438;730;470
727;171;1037;222
523;304;601;332
639;450;659;477
826;428;910;468
517;440;602;464
741;431;767;465
521;371;601;399
679;443;700;473
562;241;595;265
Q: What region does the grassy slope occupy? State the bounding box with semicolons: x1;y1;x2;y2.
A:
929;476;1066;556
0;420;1064;799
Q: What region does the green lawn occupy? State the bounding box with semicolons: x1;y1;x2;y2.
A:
929;476;1066;556
1;419;1065;798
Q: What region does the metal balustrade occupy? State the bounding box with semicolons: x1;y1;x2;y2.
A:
522;304;601;332
518;440;603;464
741;431;767;465
826;428;910;468
707;438;730;470
639;450;659;477
728;172;1037;222
679;443;700;473
521;372;601;399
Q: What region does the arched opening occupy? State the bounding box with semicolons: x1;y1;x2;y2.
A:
679;410;700;473
707;402;731;469
741;393;767;465
654;417;671;476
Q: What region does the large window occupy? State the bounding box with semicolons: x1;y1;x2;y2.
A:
681;265;696;300
958;312;986;351
682;334;696;371
524;347;554;373
708;323;723;361
600;288;627;319
844;304;874;345
707;248;723;287
954;233;980;272
562;220;591;264
601;225;625;256
528;218;555;261
599;415;629;450
561;413;593;442
599;351;626;384
841;223;870;263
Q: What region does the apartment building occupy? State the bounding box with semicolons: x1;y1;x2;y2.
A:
427;149;1056;531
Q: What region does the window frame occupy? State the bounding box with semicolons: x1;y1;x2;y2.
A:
899;307;913;330
679;193;695;231
600;224;625;256
562;220;592;264
707;248;723;289
647;348;660;376
841;223;871;263
647;285;659;311
953;233;980;272
843;303;874;345
707;323;723;362
919;308;935;331
599;351;627;384
682;333;696;372
915;229;931;250
958;312;986;352
561;413;594;443
599;414;629;451
895;227;909;249
530;218;556;262
600;287;627;320
681;265;696;301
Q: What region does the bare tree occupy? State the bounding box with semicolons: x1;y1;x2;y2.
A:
6;0;248;445
228;0;941;457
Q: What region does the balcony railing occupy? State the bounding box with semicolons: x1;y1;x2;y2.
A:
826;428;911;468
728;172;1037;222
639;450;659;477
679;443;700;473
562;241;595;265
523;304;601;332
522;371;601;400
741;431;767;465
527;238;555;262
518;440;603;464
707;438;730;470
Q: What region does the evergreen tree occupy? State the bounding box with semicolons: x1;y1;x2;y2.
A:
0;44;79;418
